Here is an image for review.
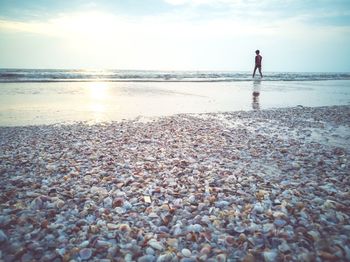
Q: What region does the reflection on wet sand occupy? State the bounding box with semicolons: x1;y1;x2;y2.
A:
88;82;110;122
252;80;261;110
1;80;349;126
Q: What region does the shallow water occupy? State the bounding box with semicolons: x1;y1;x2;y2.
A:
0;80;349;126
1;69;350;82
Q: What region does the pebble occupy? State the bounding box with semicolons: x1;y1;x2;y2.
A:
0;106;349;261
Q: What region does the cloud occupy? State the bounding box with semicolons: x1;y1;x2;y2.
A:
1;1;349;37
163;0;189;5
1;3;349;40
0;11;126;38
162;0;350;26
163;0;242;6
0;19;53;35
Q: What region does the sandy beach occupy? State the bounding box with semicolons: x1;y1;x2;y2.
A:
1;105;349;261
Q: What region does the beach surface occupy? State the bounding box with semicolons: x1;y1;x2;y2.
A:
0;80;349;126
1;105;349;261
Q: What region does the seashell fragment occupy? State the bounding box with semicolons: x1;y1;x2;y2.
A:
216;253;227;262
107;223;119;230
138;255;156;262
0;230;8;243
181;248;192;257
253;203;264;213
274;219;286;228
103;197;112;208
262;223;275;233
263;250;278;262
187;224;202;233
148;239;164;251
90;186;108;196
79;248;92;260
119;223;131;232
157;253;174;262
200;244;211;255
112;197;124;207
144;196;152;203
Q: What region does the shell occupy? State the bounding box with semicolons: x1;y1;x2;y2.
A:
181;249;192;257
148;240;164;251
79;248;92;260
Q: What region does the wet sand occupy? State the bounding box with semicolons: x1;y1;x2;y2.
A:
0;105;349;261
0;80;349;126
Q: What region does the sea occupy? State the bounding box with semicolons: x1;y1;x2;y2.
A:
1;69;350;82
0;69;350;126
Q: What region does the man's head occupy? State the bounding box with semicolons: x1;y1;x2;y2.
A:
255;50;260;55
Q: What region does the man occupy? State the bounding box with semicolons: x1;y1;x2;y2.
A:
253;50;263;78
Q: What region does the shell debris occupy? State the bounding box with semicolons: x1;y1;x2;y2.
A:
0;106;349;261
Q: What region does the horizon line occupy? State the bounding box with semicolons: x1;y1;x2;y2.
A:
0;68;350;74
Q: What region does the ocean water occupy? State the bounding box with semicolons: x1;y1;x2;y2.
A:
0;69;350;126
1;69;350;82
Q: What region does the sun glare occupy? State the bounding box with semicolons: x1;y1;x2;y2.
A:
53;12;116;37
86;81;110;122
88;81;109;100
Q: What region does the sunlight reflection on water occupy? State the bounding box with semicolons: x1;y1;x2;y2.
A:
88;82;109;100
88;82;110;121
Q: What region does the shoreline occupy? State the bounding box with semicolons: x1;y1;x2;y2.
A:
1;105;350;128
0;105;350;261
1;79;350;83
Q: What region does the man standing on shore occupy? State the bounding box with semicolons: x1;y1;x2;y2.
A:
253;50;263;78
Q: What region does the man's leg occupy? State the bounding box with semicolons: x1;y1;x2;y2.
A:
253;66;257;78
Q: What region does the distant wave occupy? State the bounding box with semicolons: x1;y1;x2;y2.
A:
0;69;349;82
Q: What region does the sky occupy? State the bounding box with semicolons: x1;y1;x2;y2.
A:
0;0;350;72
